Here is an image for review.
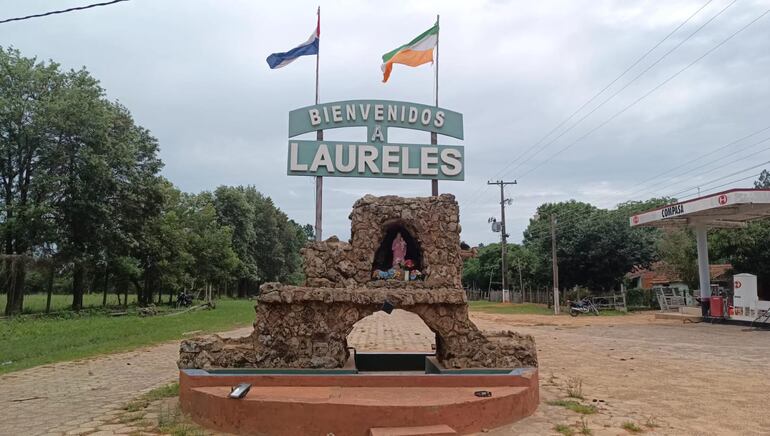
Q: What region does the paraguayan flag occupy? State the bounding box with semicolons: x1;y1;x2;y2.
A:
266;13;320;69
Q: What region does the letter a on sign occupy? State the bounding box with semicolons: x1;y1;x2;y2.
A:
371;125;385;142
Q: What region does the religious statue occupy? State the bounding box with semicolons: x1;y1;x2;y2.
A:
391;232;407;267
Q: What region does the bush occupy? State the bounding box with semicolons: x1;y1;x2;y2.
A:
625;288;658;309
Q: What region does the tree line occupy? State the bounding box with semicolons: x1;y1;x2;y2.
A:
1;47;309;315
464;172;770;295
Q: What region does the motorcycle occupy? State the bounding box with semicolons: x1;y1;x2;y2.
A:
569;298;599;316
176;291;193;308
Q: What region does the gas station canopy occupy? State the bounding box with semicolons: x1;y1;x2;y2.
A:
629;189;770;229
629;189;770;318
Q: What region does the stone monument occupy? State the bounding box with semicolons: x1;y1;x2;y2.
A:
178;193;537;371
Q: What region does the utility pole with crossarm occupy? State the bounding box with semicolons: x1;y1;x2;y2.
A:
487;180;516;302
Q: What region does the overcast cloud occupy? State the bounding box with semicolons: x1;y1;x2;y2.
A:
2;0;768;244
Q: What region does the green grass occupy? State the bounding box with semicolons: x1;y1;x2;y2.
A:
157;404;204;436
1;292;140;314
125;382;180;412
596;309;628;316
468;301;627;316
547;399;598;415
0;299;254;374
468;301;555;315
555;424;575;435
622;422;643;433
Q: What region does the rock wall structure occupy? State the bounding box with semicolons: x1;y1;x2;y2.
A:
178;194;537;370
302;194;463;288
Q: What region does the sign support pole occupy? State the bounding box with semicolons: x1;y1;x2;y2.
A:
431;14;440;196
314;6;323;241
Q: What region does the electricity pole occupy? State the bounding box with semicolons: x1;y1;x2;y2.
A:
550;214;560;315
518;258;524;300
488;180;516;302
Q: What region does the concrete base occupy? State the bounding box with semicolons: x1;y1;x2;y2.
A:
179;366;539;436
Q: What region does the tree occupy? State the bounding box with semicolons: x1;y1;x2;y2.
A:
755;170;770;189
707;170;770;296
656;228;698;288
522;200;661;292
213;186;257;297
462;243;538;291
212;186;308;296
0;47;310;313
183;192;238;297
0;47;62;314
43;72;164;310
301;224;314;241
129;180;191;305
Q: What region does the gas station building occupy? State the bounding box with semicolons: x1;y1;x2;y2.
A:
630;189;770;323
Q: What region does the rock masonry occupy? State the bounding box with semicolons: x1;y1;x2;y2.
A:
178;194;537;370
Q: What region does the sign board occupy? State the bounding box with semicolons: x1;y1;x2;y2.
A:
288;99;463;141
288;141;464;180
286;99;465;181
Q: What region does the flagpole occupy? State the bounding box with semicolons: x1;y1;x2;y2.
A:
314;6;323;241
431;14;439;196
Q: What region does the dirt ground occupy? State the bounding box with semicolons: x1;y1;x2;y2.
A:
32;310;767;435
469;312;770;436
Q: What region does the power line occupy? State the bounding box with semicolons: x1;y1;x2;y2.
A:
0;0;130;25
505;0;733;180
487;0;715;183
514;163;770;241
624;125;770;198
677;172;763;201
664;159;770;199
465;0;716;208
630;135;770;199
514;6;770;181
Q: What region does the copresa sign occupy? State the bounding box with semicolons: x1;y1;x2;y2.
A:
286;99;465;181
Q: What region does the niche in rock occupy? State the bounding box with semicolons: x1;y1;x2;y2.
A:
371;223;423;272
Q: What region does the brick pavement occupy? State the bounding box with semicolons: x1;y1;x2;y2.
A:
0;327;251;436
0;311;432;436
347;309;434;351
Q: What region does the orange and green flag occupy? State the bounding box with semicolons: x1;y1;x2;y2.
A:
381;21;438;83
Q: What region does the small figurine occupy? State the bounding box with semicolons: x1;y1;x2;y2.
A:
392;232;407;267
393;268;404;281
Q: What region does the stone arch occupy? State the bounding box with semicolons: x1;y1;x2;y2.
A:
336;302;475;365
179;285;538;370
347;309;436;352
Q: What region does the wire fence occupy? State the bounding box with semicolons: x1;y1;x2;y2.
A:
466;286;633;312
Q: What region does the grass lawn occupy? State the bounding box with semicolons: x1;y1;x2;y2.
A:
0;298;255;374
469;301;555;315
0;292;141;314
468;301;627;316
0;294;146;314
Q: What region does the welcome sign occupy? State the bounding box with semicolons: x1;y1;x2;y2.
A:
286;99;465;180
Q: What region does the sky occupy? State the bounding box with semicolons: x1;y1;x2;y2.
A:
2;0;768;244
